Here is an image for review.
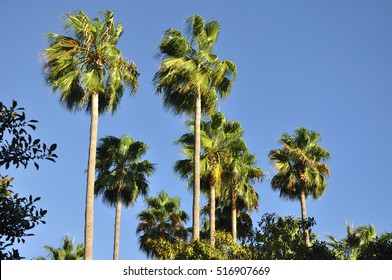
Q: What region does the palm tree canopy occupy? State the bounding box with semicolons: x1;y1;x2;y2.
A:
326;222;377;260
95;135;155;207
37;235;84;260
269;127;330;200
136;191;189;258
174;112;246;193
42;10;139;114
153;14;237;116
345;223;377;249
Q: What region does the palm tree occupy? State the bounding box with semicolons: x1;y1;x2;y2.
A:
136;191;189;259
201;200;255;243
175;112;244;247
36;235;84;260
326;223;377;260
95;135;154;260
41;11;139;259
154;15;237;240
269;127;330;246
222;150;263;243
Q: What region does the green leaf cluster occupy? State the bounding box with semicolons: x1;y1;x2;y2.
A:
0;100;57;260
0;178;47;260
0;100;58;170
152;231;251;260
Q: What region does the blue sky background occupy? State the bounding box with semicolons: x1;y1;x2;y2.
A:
1;0;391;260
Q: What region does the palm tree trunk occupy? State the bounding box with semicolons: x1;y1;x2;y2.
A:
113;190;122;260
231;191;237;243
192;90;201;241
84;92;98;260
210;183;216;248
300;189;311;247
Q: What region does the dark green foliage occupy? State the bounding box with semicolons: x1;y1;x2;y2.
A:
327;223;390;260
200;202;254;243
153;231;251;260
0;100;57;170
0;178;47;260
248;213;335;260
0;100;57;259
151;214;337;260
357;233;392;260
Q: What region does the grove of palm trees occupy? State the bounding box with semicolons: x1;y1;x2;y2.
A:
1;2;391;261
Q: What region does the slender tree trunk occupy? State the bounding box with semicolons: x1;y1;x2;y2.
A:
231;191;237;243
84;92;99;260
193;90;201;240
210;182;216;248
300;189;310;247
113;190;122;260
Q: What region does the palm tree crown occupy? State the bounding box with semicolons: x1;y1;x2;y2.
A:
95;135;155;259
153;15;236;115
36;235;84;260
42;10;139;114
95;135;154;207
136;191;189;259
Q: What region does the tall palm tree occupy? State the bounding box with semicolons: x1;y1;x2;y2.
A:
269;127;330;246
136;191;189;259
175;112;244;247
36;235;84;260
154;15;237;240
95;135;155;260
222;150;263;243
41;11;139;259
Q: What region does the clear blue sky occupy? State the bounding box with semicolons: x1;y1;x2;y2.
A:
1;0;391;260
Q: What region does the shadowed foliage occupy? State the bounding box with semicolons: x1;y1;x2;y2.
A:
0;100;56;260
